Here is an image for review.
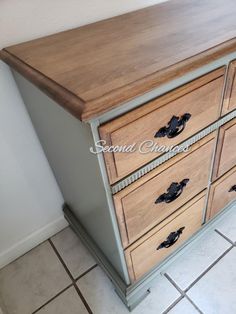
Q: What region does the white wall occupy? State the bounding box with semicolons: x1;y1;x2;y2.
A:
0;0;167;268
0;0;167;47
0;62;66;268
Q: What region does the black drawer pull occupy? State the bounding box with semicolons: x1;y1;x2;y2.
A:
154;113;191;139
229;185;236;192
157;227;185;250
155;179;189;204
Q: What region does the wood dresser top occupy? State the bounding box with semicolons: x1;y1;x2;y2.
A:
1;0;236;121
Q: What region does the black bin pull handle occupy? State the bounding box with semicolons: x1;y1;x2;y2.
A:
155;179;189;204
157;227;185;250
229;185;236;192
155;113;191;139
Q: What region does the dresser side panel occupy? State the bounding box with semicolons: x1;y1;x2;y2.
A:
13;71;130;284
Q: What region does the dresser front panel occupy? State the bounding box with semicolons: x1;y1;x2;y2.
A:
213;118;236;180
125;192;205;282
114;134;216;247
222;60;236;116
99;68;225;184
207;166;236;220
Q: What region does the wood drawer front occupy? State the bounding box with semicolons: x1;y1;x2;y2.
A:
125;192;205;282
213;118;236;180
207;166;236;220
114;134;215;247
99;68;225;184
222;61;236;116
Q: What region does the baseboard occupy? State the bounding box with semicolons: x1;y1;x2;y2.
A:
0;215;68;269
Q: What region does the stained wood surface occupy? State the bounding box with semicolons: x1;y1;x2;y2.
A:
100;69;224;183
125;191;205;282
1;0;236;120
213;118;236;180
222;60;236;116
207;166;236;220
114;134;215;247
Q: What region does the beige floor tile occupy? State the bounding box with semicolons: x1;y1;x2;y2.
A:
36;287;88;314
214;203;236;242
0;292;9;314
164;230;230;290
0;241;71;314
168;298;199;313
77;267;180;314
187;248;236;314
51;227;96;278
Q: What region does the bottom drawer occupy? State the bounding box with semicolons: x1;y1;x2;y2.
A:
125;192;205;282
207;166;236;220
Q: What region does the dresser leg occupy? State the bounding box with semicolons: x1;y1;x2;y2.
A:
63;204;153;311
116;288;151;312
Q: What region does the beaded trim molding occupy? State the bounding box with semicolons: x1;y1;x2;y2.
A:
111;110;236;194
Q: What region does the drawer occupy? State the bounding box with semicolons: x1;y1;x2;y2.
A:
222;60;236;116
207;166;236;220
125;192;205;282
114;133;216;247
99;68;225;184
213;118;236;180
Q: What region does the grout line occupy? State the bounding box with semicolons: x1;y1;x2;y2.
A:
48;239;93;314
163;232;236;313
32;284;73;314
162;296;184;314
185;295;204;314
72;284;93;314
214;229;235;245
48;239;75;282
164;273;183;295
164;274;203;314
75;264;98;281
184;245;234;293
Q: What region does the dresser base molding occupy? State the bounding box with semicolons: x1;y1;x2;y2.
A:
64;200;236;311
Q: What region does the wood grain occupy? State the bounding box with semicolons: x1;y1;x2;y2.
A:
207;166;236;220
222;60;236;116
100;69;224;183
125;191;205;282
0;50;85;120
1;0;236;120
212;118;236;180
114;134;215;248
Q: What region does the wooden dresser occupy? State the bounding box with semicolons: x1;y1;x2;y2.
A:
2;0;236;310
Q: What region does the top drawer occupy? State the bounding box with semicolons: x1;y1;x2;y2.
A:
99;68;225;184
222;60;236;116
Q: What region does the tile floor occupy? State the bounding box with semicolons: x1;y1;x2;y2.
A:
1;206;236;314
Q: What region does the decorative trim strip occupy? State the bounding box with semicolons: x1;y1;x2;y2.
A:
112;110;236;194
